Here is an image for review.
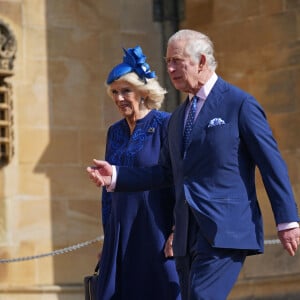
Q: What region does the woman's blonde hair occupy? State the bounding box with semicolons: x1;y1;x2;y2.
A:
106;72;167;110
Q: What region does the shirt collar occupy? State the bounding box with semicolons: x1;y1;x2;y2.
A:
189;72;218;101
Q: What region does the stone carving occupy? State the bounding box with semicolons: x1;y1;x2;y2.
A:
0;19;16;165
0;20;17;71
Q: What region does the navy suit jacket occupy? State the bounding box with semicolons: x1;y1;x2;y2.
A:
116;77;299;257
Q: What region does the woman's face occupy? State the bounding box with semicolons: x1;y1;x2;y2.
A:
109;81;142;119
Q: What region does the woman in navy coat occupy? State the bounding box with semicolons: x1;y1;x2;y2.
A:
95;46;181;300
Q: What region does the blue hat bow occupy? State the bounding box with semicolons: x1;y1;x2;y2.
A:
106;45;156;84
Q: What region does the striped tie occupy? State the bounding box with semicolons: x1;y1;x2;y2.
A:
183;96;198;153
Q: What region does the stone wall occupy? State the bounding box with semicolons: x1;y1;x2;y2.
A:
0;0;299;299
0;0;164;299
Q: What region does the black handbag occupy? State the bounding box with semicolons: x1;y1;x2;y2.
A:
84;262;99;300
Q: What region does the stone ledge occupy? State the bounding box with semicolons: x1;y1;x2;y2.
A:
0;284;83;294
230;274;300;299
0;285;84;300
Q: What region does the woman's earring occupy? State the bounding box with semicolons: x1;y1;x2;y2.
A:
140;98;145;105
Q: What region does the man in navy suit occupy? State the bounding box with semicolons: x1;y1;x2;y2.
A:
87;29;300;300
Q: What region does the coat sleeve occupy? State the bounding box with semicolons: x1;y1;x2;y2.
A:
238;96;299;224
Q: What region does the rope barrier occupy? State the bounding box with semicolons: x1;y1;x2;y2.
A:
264;238;281;245
0;236;104;264
0;236;280;264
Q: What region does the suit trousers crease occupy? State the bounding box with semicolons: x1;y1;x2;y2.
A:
175;206;247;300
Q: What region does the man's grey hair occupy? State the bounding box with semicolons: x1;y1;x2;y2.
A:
168;29;218;71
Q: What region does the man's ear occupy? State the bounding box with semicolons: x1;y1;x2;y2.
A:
199;55;206;69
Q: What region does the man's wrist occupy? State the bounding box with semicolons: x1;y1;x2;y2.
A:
277;222;299;231
106;165;116;192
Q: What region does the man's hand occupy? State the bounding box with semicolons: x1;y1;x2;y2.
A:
86;159;113;187
278;227;300;256
164;232;174;258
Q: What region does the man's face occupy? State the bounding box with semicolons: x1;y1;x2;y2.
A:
165;40;200;94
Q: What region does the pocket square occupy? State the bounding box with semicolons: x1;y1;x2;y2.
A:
208;118;226;128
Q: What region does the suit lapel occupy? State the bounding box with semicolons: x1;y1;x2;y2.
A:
168;99;188;158
189;77;227;146
171;77;228;156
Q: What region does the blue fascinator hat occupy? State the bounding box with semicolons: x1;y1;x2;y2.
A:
106;45;156;84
